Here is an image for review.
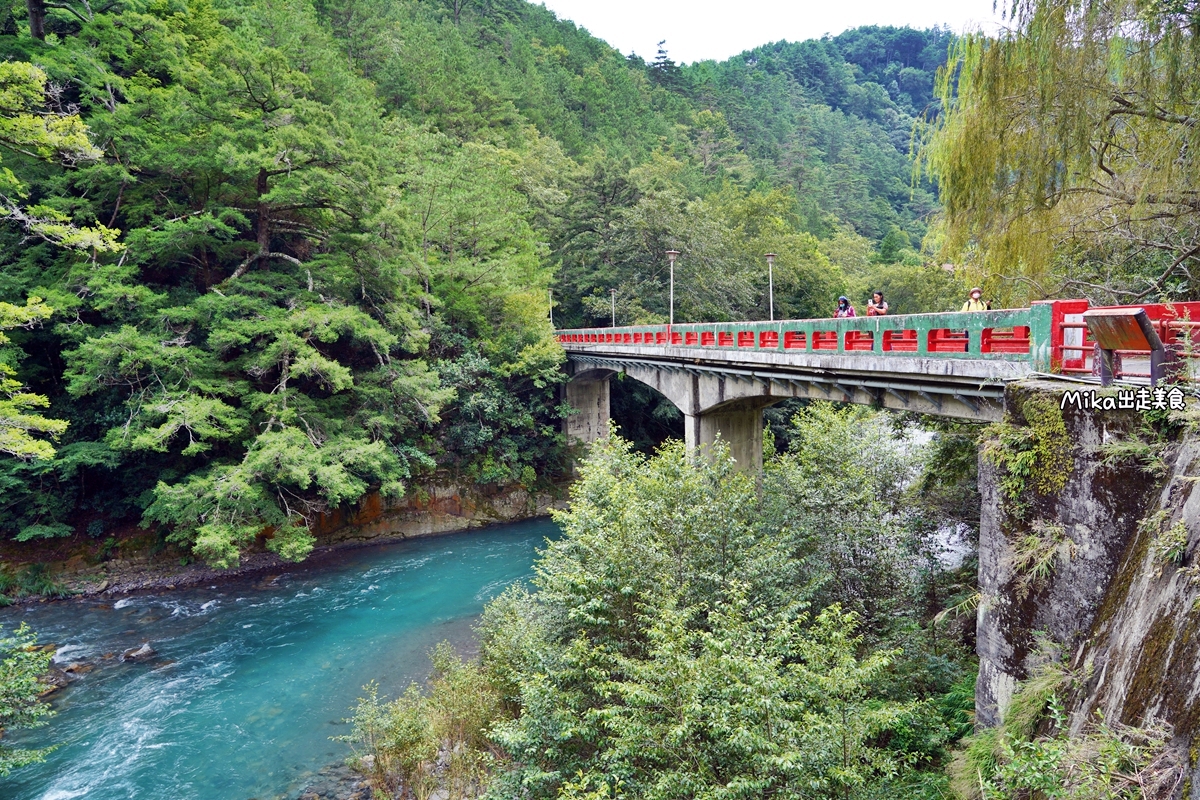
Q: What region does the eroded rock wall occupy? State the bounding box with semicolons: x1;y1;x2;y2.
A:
980;380;1200;793
977;381;1160;727
1068;439;1200;741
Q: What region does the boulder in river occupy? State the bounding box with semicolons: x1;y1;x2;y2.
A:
38;667;72;697
122;643;156;662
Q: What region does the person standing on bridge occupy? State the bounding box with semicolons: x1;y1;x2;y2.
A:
961;287;988;312
866;291;888;316
835;296;856;317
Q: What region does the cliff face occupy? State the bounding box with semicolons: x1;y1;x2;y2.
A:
978;380;1200;788
312;482;567;544
1068;437;1200;739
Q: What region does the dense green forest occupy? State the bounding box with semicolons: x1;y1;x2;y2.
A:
0;0;963;566
4;0;1198;795
344;406;982;800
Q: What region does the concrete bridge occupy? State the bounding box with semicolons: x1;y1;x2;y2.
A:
556;299;1199;471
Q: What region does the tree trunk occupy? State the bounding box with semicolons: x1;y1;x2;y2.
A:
26;0;45;39
256;167;270;267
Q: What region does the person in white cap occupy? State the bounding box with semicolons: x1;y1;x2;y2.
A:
961;287;987;312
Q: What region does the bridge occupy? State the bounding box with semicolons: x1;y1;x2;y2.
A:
555;299;1200;471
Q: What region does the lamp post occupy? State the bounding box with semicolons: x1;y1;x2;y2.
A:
764;253;777;322
611;288;616;327
665;250;680;327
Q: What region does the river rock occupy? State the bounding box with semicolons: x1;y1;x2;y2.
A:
122;643;156;662
38;667;72;697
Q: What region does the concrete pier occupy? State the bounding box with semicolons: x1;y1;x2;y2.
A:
562;370;611;447
563;361;774;473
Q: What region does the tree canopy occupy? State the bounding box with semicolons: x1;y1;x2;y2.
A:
0;0;958;564
342;406;982;799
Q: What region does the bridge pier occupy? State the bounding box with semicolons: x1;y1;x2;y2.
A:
563;362;768;473
562;372;610;446
684;402;769;474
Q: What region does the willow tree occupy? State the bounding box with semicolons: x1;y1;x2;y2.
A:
922;0;1200;304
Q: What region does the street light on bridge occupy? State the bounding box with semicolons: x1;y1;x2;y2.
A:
665;249;680;327
764;253;777;322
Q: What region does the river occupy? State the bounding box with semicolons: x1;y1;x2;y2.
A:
0;519;558;800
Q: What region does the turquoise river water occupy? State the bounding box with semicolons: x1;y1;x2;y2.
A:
0;519;558;800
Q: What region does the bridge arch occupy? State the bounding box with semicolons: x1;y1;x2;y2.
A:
564;358;787;472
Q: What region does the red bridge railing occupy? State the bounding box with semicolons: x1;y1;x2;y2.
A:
556;299;1200;383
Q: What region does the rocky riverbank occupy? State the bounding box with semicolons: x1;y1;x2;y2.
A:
291;763;374;800
5;481;567;604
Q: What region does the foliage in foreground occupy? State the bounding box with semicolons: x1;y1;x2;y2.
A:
951;664;1185;799
0;624;56;777
346;405;982;799
340;642;501;800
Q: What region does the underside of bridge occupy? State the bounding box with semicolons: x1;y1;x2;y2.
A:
563;365;771;471
563;348;1013;472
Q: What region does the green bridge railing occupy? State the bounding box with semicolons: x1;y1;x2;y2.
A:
556;300;1085;372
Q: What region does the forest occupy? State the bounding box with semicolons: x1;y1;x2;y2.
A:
0;0;963;566
5;0;1200;796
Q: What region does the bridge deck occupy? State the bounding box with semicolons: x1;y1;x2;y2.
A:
556;299;1200;421
568;347;1015;420
559;300;1200;381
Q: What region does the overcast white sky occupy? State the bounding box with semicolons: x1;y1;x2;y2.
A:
536;0;1009;65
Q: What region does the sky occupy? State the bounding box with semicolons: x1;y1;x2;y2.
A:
536;0;1009;65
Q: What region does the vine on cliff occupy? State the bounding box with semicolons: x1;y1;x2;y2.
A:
983;394;1074;519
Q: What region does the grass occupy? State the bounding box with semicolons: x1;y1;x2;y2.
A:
0;563;73;605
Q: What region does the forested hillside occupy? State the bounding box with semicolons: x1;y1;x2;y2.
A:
0;0;960;566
